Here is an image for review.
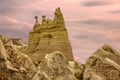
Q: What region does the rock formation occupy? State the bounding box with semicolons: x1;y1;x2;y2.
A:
29;51;84;80
28;7;73;61
0;35;83;80
11;38;25;47
0;34;120;80
0;35;37;80
0;7;120;80
36;51;76;80
84;44;120;80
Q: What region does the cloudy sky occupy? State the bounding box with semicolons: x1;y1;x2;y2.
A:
0;0;120;63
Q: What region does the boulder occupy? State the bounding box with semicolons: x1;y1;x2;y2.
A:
0;35;37;80
69;61;85;80
36;51;77;80
84;44;120;80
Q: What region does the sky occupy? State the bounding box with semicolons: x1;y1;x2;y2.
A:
0;0;120;63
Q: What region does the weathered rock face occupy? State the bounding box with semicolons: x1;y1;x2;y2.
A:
28;7;73;61
0;35;83;80
0;35;37;80
1;7;120;80
69;61;85;80
39;51;75;80
1;34;120;80
84;44;120;80
11;38;25;47
33;51;82;80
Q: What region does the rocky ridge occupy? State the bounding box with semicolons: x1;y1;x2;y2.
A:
0;34;120;80
0;35;83;80
84;44;120;80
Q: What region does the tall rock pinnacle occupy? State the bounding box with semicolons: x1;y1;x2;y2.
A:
28;7;74;61
33;16;40;30
53;7;65;27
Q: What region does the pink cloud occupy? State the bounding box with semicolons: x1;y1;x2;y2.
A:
4;16;19;24
0;0;120;63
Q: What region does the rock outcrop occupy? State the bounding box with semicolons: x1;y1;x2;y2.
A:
69;61;85;80
28;7;73;61
11;38;25;47
0;35;83;80
36;51;76;80
84;44;120;80
0;35;37;80
0;34;120;80
0;7;120;80
32;51;84;80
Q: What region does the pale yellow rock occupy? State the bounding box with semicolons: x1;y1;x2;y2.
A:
37;51;76;80
0;35;37;80
84;44;120;80
28;7;73;61
0;36;8;60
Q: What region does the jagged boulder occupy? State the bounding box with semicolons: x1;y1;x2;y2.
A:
0;35;37;80
69;61;85;80
30;51;85;80
84;44;120;80
11;38;25;47
0;35;84;80
10;38;27;53
34;51;77;80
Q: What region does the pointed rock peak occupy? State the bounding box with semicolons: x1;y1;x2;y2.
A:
53;7;65;26
101;44;115;53
42;15;46;21
41;15;46;24
102;44;112;48
33;16;40;30
88;44;120;59
35;16;39;23
54;7;62;15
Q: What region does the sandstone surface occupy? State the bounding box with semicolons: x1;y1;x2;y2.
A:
28;7;73;61
0;7;120;80
84;44;120;80
0;35;37;80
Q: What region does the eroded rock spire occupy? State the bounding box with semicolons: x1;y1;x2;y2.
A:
53;7;65;27
42;15;46;24
35;16;38;23
28;7;73;61
33;16;40;31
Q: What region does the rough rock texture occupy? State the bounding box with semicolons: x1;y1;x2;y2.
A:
0;35;83;80
28;7;73;61
10;38;27;52
69;61;85;80
33;51;83;80
1;7;120;80
0;35;37;80
84;44;120;80
1;34;120;80
11;38;25;47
